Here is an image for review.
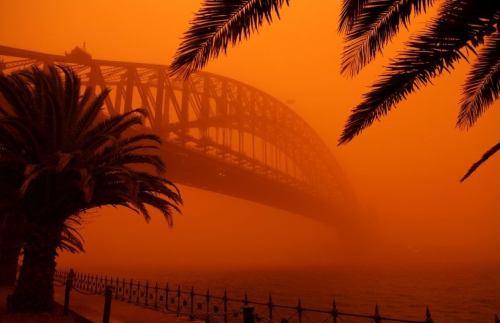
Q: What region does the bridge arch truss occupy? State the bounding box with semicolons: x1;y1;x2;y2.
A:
0;45;358;223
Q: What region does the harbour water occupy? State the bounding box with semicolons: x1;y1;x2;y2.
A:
77;263;500;323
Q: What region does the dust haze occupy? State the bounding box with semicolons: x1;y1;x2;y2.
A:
0;0;498;272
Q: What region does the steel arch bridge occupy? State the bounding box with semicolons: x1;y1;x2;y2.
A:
0;45;359;225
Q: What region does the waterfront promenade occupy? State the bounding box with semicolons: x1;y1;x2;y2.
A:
53;285;201;323
0;285;201;323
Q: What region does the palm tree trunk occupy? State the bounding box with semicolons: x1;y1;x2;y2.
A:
0;239;22;286
7;222;63;313
0;214;24;286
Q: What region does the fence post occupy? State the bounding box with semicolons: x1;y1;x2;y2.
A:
103;285;113;323
206;289;210;323
154;282;158;308
165;283;170;311
374;304;381;323
115;277;119;300
223;289;228;323
121;278;125;301
177;285;181;316
128;279;133;303
145;281;149;307
243;306;255;323
332;300;338;323
425;307;434;323
122;278;125;301
297;298;302;323
136;280;141;304
63;268;74;316
190;286;195;321
268;294;273;322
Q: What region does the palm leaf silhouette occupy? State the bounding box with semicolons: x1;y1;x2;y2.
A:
339;0;500;144
168;0;289;80
460;141;500;182
340;0;436;77
458;32;500;129
338;0;370;33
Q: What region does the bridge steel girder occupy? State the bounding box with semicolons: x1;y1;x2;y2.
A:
0;45;359;225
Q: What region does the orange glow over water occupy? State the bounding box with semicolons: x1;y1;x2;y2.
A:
0;0;498;272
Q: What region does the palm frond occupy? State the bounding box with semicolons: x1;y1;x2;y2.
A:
135;172;182;204
0;123;24;154
0;117;43;158
0;72;34;120
35;66;66;150
104;113;146;137
73;88;110;142
82;109;146;146
59;65;84;139
339;0;500;144
137;192;178;227
338;0;370;33
108;154;167;174
341;0;436;77
59;222;85;254
460;141;500;182
20;164;46;197
118;133;162;147
168;0;289;80
458;31;500;129
116;145;160;157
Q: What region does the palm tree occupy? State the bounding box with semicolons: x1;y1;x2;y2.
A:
0;65;182;312
169;0;499;180
337;0;500;181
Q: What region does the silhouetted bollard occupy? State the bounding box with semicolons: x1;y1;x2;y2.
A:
374;304;381;323
190;286;195;321
331;300;338;323
154;282;158;308
103;285;113;323
243;306;255;323
165;283;170;311
268;294;274;322
206;289;211;323
297;298;303;323
425;307;434;323
177;285;181;316
223;289;228;323
63;268;74;316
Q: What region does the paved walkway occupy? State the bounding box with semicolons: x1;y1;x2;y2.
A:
54;285;201;323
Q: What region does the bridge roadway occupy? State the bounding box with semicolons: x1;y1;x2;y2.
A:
0;45;359;226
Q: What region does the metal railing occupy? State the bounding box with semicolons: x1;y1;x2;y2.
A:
54;269;499;323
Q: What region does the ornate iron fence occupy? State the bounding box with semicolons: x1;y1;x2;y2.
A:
53;269;498;323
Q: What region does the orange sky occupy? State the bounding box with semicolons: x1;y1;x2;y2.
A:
0;0;498;270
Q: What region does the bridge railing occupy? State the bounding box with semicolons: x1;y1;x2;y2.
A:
55;269;450;323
